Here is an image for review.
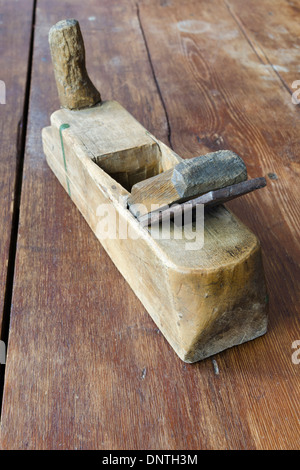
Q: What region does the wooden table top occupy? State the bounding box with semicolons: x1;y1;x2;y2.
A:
0;0;299;450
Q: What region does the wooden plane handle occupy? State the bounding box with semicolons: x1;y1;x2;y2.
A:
49;19;101;110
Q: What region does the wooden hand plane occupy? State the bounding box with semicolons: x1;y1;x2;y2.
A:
42;19;268;363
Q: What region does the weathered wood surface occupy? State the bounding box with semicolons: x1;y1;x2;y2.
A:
0;0;34;366
49;19;101;109
0;0;34;334
47;100;165;191
128;150;247;216
226;0;300;93
0;0;299;450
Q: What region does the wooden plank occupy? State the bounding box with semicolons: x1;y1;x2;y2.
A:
1;0;299;450
0;1;34;339
0;0;169;450
225;0;300;93
137;0;300;449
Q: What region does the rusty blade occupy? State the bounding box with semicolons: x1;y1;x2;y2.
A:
138;177;266;227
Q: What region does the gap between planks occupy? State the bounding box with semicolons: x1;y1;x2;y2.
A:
136;1;173;148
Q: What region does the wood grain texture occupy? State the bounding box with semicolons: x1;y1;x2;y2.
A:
49;19;101;109
0;0;171;450
138;0;300;449
0;1;34;334
0;0;299;450
47;100;163;191
225;0;300;93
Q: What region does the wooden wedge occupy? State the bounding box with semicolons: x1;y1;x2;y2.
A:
128;150;247;217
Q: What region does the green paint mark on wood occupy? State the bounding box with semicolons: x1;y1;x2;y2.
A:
59;123;71;196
